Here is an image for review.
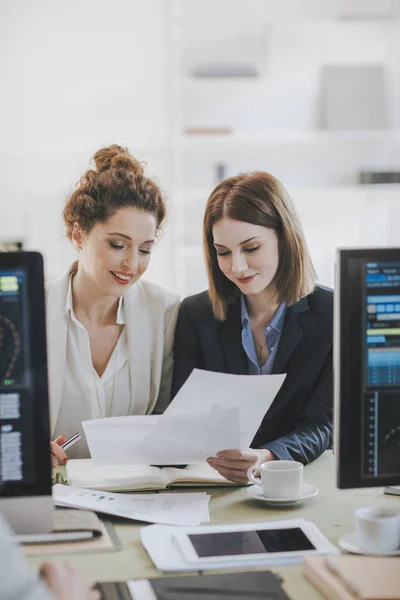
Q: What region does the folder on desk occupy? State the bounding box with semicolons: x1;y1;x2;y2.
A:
18;509;122;556
97;570;290;600
303;555;400;600
17;508;104;544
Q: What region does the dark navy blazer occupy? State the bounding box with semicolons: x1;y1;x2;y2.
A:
171;285;333;464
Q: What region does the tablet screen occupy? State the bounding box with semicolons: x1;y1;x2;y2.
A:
188;527;315;557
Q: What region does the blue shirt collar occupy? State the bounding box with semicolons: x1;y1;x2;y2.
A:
240;294;286;332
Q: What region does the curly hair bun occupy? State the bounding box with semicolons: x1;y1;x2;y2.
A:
93;144;144;178
63;144;166;239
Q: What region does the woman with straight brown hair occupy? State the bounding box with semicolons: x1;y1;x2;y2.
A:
172;171;333;483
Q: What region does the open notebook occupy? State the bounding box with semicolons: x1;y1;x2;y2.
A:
66;459;237;491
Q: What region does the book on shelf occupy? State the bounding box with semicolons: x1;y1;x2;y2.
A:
192;63;259;77
66;459;238;492
183;127;232;135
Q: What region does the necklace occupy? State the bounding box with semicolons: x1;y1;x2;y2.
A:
255;340;269;366
93;328;122;418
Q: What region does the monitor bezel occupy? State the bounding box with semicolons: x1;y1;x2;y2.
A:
0;251;52;498
335;247;400;489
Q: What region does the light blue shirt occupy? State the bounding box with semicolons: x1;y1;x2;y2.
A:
241;295;286;375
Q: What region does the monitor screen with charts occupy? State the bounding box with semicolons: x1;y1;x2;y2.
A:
335;248;400;489
0;252;53;533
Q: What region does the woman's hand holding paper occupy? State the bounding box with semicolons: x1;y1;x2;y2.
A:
207;448;275;484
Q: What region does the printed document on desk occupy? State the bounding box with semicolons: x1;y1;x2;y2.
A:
53;484;210;526
83;369;286;465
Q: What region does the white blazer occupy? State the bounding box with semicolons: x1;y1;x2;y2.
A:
45;263;181;436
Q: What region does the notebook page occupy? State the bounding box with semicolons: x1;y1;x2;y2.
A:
66;459;165;491
163;462;236;486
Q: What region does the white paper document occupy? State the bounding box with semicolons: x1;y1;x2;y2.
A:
140;519;339;572
83;369;286;465
53;484;210;526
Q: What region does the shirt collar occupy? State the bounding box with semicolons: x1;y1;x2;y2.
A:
65;276;125;325
240;294;251;328
65;276;74;315
116;296;125;325
269;301;286;333
240;293;286;332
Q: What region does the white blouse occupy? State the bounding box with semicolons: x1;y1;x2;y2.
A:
53;278;131;458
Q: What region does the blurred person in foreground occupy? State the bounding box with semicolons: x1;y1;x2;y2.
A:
0;513;99;600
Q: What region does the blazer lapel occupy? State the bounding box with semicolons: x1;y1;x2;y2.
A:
272;296;309;374
45;267;71;435
221;304;248;375
124;281;151;415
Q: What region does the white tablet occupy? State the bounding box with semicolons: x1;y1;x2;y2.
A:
172;520;333;565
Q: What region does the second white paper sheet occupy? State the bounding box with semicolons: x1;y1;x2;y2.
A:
53;484;210;526
83;369;285;465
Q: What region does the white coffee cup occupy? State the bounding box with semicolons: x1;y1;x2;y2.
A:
355;507;400;553
247;460;303;499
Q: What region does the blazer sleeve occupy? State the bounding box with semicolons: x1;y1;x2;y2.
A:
171;300;205;398
152;297;181;414
262;347;333;464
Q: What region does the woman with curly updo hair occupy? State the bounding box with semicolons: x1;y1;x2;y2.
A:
47;145;180;464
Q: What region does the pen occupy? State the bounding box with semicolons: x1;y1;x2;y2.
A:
61;432;82;451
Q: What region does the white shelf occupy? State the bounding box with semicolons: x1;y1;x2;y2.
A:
179;183;400;196
183;76;261;84
178;129;400;146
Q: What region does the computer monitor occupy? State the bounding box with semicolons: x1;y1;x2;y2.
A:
0;252;53;533
335;248;400;489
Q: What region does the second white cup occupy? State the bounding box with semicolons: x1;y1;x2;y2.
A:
355;507;400;553
247;460;304;499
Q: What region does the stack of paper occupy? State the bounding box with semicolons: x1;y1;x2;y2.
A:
83;369;286;466
53;484;210;526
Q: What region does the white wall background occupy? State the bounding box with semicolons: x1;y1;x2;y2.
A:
0;0;173;284
1;0;400;295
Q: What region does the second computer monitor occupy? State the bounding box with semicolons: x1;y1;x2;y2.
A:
335;248;400;489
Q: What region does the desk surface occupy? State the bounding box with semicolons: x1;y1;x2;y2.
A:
28;452;399;599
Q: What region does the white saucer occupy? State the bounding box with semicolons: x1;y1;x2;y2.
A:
338;532;400;556
246;482;318;506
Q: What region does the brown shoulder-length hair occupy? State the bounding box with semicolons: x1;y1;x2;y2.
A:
204;171;316;320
